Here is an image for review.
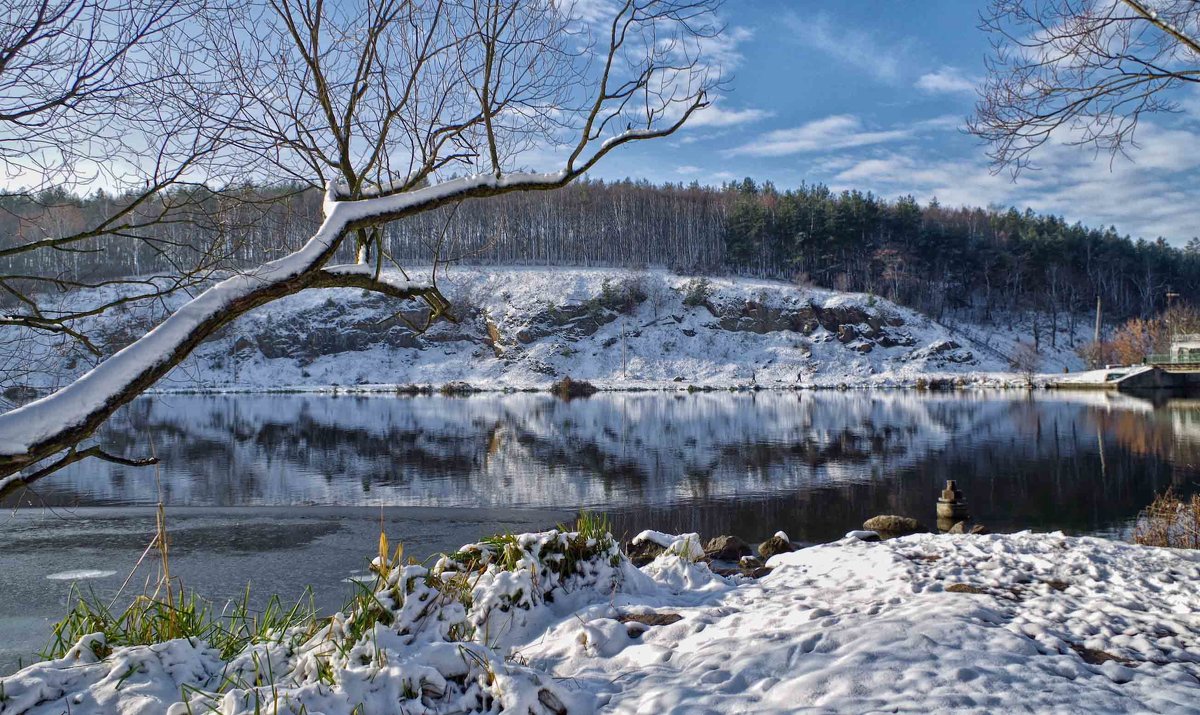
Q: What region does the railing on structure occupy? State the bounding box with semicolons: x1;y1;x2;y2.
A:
1146;353;1200;367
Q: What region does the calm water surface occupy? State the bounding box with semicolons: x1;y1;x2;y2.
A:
2;390;1198;671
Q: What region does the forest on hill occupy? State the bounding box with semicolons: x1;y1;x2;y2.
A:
4;177;1198;334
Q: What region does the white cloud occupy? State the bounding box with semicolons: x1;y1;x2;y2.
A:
915;66;980;95
785;13;914;83
728;115;912;157
826;118;1200;243
696;26;753;72
675;165;702;174
687;104;773;128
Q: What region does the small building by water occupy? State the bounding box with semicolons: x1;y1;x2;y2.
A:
1169;334;1200;363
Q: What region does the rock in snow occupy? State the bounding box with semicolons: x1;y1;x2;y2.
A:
757;533;798;559
703;534;753;562
4;532;1200;713
863;514;926;537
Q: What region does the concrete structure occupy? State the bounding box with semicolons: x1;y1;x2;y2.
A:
936;480;970;532
1169;334;1200;363
1051;364;1200;392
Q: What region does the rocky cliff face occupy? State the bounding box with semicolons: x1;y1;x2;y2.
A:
8;267;1011;396
167;269;990;389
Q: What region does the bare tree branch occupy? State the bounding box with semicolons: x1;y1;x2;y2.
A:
970;0;1200;174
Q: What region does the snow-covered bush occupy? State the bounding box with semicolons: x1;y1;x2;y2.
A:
680;277;712;307
8;517;631;715
593;276;647;315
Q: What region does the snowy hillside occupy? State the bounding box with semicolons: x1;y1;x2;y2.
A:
9;267;1088;395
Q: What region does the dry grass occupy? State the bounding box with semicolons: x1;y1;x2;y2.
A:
1133;489;1200;550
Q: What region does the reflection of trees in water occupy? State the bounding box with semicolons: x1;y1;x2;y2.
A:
12;394;1200;543
1094;402;1200;500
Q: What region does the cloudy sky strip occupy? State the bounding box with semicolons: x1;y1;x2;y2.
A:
586;0;1200;245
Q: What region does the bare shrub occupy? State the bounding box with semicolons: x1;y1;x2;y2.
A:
1133;489;1200;550
1009;340;1041;384
551;376;597;400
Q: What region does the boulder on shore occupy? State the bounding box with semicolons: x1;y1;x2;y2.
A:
704;535;752;562
758;532;797;559
862;515;924;537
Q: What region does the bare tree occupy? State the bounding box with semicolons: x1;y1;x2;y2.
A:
1010;339;1042;385
970;0;1200;173
0;0;724;495
0;0;249;369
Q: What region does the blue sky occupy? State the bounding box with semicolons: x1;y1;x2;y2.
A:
590;1;1200;246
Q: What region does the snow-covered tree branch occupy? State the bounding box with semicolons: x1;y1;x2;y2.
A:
0;0;724;494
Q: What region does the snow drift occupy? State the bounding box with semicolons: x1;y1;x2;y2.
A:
3;529;1199;713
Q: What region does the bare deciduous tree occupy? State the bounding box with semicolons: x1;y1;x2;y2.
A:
970;0;1200;173
0;0;725;496
0;0;249;369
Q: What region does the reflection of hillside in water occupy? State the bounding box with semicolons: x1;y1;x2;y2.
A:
13;392;1196;543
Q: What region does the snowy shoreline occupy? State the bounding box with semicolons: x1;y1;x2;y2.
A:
140;374;1047;396
3;525;1198;714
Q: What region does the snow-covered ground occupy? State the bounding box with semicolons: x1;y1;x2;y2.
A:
6;267;1089;397
3;530;1198;713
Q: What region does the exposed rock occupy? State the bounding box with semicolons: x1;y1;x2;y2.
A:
970;524;990;535
812;304;874;333
230;337;255;354
252;315;426;359
705;297;820;334
1070;643;1130;667
945;583;987;594
849;340;873;354
621;612;684;639
837;324;858;343
758;534;797;560
862;515;925;537
908;339;976;365
738;555;764;569
948;521;968;534
527;360;557;376
513;301;622;344
617;612;683;627
748;566;774;579
876;331;916;348
704;535;752;562
625;539;664;567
